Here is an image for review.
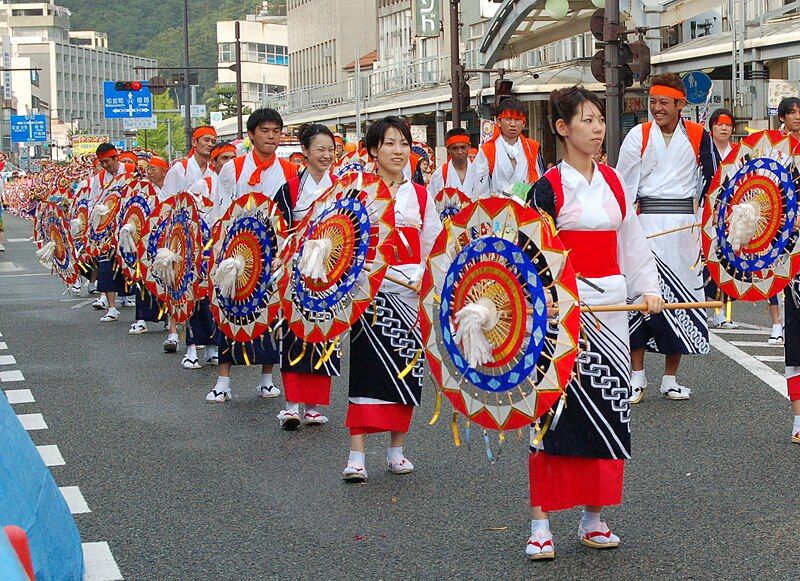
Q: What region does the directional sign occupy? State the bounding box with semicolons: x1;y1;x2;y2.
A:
180;104;207;118
10;115;47;143
682;71;712;105
123;116;158;131
103;81;152;119
112;139;126;150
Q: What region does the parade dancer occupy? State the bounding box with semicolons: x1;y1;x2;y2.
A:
617;73;716;403
90;143;135;322
471;97;544;200
342;116;442;482
426;127;473;196
163;126;217;194
205;108;298;403
526;86;663;560
129;156;170;335
273;124;340;429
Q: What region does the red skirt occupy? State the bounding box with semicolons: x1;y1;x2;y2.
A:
788;374;800;402
282;371;331;405
529;451;624;512
345;403;414;435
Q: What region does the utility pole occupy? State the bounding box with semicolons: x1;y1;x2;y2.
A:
235;21;244;139
355;47;362;140
166;117;173;162
182;0;192;152
450;0;461;128
604;0;623;165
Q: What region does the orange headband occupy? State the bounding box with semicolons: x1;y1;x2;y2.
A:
650;85;686;100
210;144;236;160
446;134;471;147
714;114;734;126
118;152;137;163
497;109;527;122
148;156;169;170
192;126;217;140
334;136;344;146
96;148;117;160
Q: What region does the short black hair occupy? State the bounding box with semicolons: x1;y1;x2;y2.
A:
778;97;800;120
496;97;527;119
549;86;605;143
445;127;470;140
95;142;117;156
364;116;413;158
709;108;735;127
246;108;284;133
297;123;335;150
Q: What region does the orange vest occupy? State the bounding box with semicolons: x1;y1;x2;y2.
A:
482;135;541;183
641;120;704;162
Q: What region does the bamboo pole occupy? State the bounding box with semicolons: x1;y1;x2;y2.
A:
645;223;702;240
580;300;722;313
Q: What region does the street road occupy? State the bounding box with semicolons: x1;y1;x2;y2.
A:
1;213;798;580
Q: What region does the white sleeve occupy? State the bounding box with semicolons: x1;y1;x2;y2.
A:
427;167;443;197
216;160;236;215
410;190;444;284
88;175;101;202
615;125;643;204
162;164;184;196
614;169;661;301
470;148;490;201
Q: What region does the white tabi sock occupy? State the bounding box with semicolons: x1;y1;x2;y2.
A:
285;402;300;414
661;375;678;389
206;345;218;358
306;405;318;415
260;372;274;388
631;369;646;388
387;446;404;463
185;345;197;359
167;332;179;342
794;415;800;433
773;324;783;337
531;518;550;535
136;319;146;326
580;509;602;529
348;450;365;469
215;376;231;392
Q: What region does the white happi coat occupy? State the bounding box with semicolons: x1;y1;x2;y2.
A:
471;137;541;200
188;173;223;227
426;161;474;198
217;151;292;215
162;155;214;197
292;171;333;222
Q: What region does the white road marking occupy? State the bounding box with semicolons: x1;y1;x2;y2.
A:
0;341;7;349
5;237;32;242
0;354;17;365
755;355;785;362
0;369;24;382
4;388;34;403
0;272;52;278
37;444;66;466
0;369;24;381
729;341;783;348
710;333;788;399
82;542;123;581
0;262;23;272
17;412;48;430
711;328;771;335
70;298;94;309
60;486;91;514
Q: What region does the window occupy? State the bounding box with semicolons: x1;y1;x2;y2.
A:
266;44;288;65
218;42;233;62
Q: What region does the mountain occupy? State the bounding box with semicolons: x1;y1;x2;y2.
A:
60;0;263;89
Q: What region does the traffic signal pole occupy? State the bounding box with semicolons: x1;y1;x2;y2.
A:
182;0;192;152
450;0;461;128
604;0;623;166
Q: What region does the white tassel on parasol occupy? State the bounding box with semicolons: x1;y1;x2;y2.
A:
151;247;181;287
70;217;83;237
728;200;762;252
298;237;332;282
118;222;138;254
90;203;109;229
35;240;56;266
453;296;499;368
211;256;245;299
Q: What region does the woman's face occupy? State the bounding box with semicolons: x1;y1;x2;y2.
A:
556;101;606;158
370;127;409;176
419;157;429;172
711;122;733;143
302;134;335;173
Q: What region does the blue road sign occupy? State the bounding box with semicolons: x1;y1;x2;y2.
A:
682;71;712;105
10;114;47;143
112;139;126;150
103;81;152;119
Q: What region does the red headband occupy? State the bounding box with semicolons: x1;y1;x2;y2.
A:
192;126;217;140
714;114;734;126
497;109;527;122
334;135;344;146
118;152;137;163
650;85;686;100
210;144;236;160
96;148;118;160
148;156;169;170
446;134;471;147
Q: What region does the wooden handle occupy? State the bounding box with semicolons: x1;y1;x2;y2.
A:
645;223;702;240
579;301;723;313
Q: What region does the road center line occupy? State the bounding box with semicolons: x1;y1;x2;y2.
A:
4;388;34;404
17;412;48;430
37;444;66;466
60;486;91;514
710;333;788;399
82;542;123;581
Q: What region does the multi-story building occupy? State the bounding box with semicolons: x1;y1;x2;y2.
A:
0;0;156;154
216;3;289;113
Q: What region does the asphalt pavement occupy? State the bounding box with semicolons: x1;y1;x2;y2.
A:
1;212;799;580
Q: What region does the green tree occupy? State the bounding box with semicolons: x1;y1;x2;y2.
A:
204;83;252;118
135;92;186;159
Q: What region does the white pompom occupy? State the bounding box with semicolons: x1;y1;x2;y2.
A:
453;297;499;368
36;240;56;265
70;217;83;237
119;222;137;254
298;237;332;282
90;203;109;229
211;256;245;299
152;247;181;287
728;200;762;251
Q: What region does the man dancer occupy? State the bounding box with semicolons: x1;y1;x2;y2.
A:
427;127;474;196
163;126;217;194
617;73;716;402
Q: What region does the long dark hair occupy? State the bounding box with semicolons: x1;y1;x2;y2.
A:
297;123;334;150
549;86;605;142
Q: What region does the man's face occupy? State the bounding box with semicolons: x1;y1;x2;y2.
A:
648;95;683;129
447;142;469;165
193;134;217;157
98;156;119;174
498;114;524;141
213;151;236;174
782;105;800;133
249;122;282;157
146;164;166;186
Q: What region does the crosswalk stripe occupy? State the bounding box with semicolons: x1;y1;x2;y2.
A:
711;329;771;335
37;444;66;466
4;388;34;404
729;341;783;348
755;355;785;362
82;542;123;581
710;334;787;399
0;342;7;350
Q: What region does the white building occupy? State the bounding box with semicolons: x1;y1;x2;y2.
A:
217;4;289;113
0;0;156;155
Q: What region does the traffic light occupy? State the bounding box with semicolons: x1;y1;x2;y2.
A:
460;78;471;111
114;81;143;91
495;78;513;108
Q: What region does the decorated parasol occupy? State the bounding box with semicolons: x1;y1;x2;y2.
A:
33;200;80;286
703;130;800;301
434;187;472;222
332;150;374;178
86;173;128;257
419;197;581;436
279;172;395;350
139;192;204;324
209;192;288;343
116;180;159;281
